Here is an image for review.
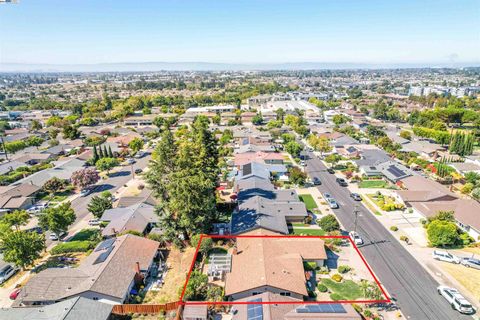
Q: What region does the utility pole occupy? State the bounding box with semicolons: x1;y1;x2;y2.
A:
353;205;360;233
0;136;8;161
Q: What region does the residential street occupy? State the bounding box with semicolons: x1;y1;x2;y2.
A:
304;151;473;320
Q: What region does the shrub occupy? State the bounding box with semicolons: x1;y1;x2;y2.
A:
400;235;409;243
303;261;317;271
51;241;93;254
331;274;343;282
338;265;351;274
318;266;329;274
318;214;340;232
317;284;328;292
427;220;458;247
390;226;399;232
304;215;313;225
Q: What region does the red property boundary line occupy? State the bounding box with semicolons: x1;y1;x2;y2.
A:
179;234;391;306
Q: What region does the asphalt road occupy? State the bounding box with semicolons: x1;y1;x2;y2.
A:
45;154;152;247
304;151;472;320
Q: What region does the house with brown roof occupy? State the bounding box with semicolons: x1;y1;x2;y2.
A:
224;230;327;301
100;202;159;237
395;175;480;241
16;234;159;306
0;184;41;213
230;292;361;320
234;151;284;167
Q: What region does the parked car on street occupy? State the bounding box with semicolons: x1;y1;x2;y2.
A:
350;193;362;201
80;189;91;197
49;232;66;241
349;231;364;245
323;192;332;199
26;203;48;215
134;151;144;158
25;226;43;234
0;264;18;284
336;178;348;186
126;158;136;165
134;168;142;174
432;250;460;264
312;177;321;185
88;219;100;226
327;198;339;209
437;286;475;314
327;168;335;174
461;257;480;270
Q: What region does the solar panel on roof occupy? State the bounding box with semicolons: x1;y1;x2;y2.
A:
243;163;252;176
387;165;406;178
93;245;114;264
296;304;346;313
94;238;115;252
247;299;263;320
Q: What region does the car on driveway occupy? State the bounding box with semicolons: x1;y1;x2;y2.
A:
88;219;100;226
312;177;321;185
432;250;460;264
327;168;335;174
26;203;48;215
350;193;362;201
80;189;91;197
0;264;18;284
327;198;339;209
461;257;480;270
437;286;475;314
9;288;21;300
349;231;364;245
49;232;66;241
336;178;348;186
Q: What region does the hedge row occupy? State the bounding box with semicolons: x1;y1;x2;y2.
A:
51;240;95;255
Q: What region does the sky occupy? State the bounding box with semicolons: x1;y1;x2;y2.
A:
0;0;479;65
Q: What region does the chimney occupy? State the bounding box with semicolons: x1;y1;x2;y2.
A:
135;261;141;274
111;228;116;235
232;247;238;255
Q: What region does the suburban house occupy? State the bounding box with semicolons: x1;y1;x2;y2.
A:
12;153;54;165
12;157;86;188
448;161;480;174
230;293;361;320
400;140;445;160
100;202;159;237
234;162;288;182
234;151;284;167
395;175;480;240
234;143;276;154
16;234;160;306
123;114;156;126
0;160;25;176
224;229;327;300
359;161;412;182
0;184;41;214
0;297;113;320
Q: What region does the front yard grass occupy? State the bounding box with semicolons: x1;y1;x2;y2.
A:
441;262;480;298
359;180;387;188
299;194;318;210
320;278;363;300
291;227;326;236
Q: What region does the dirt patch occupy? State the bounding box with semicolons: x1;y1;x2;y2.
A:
144;246;196;304
441;262;480;299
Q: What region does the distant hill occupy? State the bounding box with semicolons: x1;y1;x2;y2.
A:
1;61;479;72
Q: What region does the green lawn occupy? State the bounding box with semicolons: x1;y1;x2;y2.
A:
291;227;325;236
69;228;100;242
299;194;318;210
320;278;363;300
358;180;387;188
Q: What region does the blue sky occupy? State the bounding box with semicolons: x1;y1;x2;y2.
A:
0;0;479;64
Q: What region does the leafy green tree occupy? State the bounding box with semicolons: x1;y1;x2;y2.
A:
318;214;340;232
30;120;43;131
43;177;66;199
427;220;458;247
4;141;27;154
307;135;332;155
87;194;113;219
184;271;208;300
128;137;144;154
1;210;29;231
332;114;350;125
39;202;76;236
284;141;303;157
62;125;80;140
95;157;119;174
190;235;213;255
472;187;480;200
252;113;263;125
399;130;412;140
288;166;307;186
0;231;45;270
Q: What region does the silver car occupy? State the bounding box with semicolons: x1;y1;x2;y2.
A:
461;258;480;270
0;264;18;284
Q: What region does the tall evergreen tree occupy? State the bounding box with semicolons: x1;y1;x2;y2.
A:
92;145;99;163
108;145;114;158
98;145;105;158
103;145;109;158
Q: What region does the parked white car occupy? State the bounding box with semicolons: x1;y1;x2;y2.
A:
437;285;475;314
432;250;460;264
327;198;339;209
26;203;48;215
88;219;100;226
49;232;66;241
349;231;364;245
0;264;19;284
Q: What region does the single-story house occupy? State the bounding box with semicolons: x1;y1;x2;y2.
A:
0;184;41;213
225;229;327;300
234;151;284;167
13;153;54;165
1;297;113;320
235;143;276;154
448;162;480;174
400;140;445;159
16;234;159;306
100;202;159;237
231;292;361;320
0;160;26;176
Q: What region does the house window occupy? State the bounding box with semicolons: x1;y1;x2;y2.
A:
252;292;261;296
279;292;291;296
92;297;99;301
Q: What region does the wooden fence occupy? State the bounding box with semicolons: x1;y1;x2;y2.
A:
111;301;180;315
